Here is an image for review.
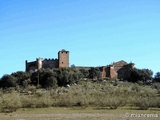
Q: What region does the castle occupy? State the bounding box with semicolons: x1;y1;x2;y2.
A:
25;49;69;71
25;49;135;80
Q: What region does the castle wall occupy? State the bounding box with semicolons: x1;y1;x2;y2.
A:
110;66;118;78
99;66;107;78
106;65;117;79
25;50;134;80
110;61;135;80
25;49;69;72
42;59;58;69
25;61;37;71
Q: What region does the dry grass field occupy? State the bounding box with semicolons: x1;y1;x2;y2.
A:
0;81;160;120
0;107;160;120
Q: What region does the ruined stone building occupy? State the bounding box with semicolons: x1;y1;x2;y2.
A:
76;60;135;80
25;49;134;80
104;60;135;80
25;49;69;71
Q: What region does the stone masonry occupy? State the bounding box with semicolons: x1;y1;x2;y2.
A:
25;49;69;71
25;49;134;80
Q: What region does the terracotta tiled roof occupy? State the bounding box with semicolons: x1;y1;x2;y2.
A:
112;60;127;67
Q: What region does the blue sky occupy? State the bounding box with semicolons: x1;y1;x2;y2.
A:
0;0;160;77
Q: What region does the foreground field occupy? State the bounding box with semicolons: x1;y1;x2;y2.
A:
0;81;160;119
0;107;160;120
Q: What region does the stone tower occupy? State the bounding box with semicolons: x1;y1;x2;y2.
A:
58;49;69;68
36;58;43;70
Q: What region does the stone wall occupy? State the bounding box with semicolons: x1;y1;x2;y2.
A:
25;60;37;71
108;61;135;80
42;58;58;69
58;49;69;68
99;66;107;78
25;49;69;72
25;50;134;80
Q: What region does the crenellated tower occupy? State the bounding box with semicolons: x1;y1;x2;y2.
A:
58;49;69;68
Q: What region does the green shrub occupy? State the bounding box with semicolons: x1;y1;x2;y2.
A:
1;92;22;112
106;96;126;109
21;96;36;108
21;92;53;108
148;97;160;108
93;93;108;107
22;85;37;94
137;81;143;85
112;82;118;86
26;85;37;92
157;89;160;94
57;93;74;107
131;84;141;92
0;80;160;111
37;93;53;107
134;97;150;110
151;83;160;89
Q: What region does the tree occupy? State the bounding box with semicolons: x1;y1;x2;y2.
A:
89;67;101;79
45;76;57;89
11;71;30;86
31;68;58;88
79;68;89;78
129;68;153;83
0;75;18;87
142;69;153;80
68;69;81;84
154;72;160;82
71;64;76;68
62;70;69;85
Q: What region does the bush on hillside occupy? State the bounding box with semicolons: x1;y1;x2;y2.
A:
0;91;22;112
